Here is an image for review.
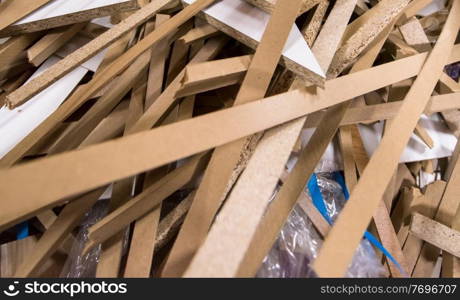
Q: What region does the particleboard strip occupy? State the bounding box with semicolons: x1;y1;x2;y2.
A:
311;0;359;73
178;23;219;45
245;0;320;14
4;0;178;108
162;0;309;277
14;188;105;277
410;213;460;259
0;0;139;37
27;23;87;67
313;1;460;277
303;0;330;47
1;47;459;230
0;0;53;32
328;0;411;77
154;193;194;251
0;32;42;66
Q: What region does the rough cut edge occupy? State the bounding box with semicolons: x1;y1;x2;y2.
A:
195;11;324;86
244;0;321;14
0;0;139;37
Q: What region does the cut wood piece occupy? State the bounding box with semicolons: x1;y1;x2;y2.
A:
14;188;105;277
27;23;87;67
313;1;460;277
184;0;362;278
176;55;251;98
154;192;194;251
311;0;358;73
302;0;329;47
0;57;88;160
1;46;459;231
373;200;410;277
0;32;42;66
178;23;219;45
303;92;460;128
48;51;151;154
128;37;226;133
0;0;54;32
182;0;325;84
5;0;177;108
443;203;460;278
399;17;432;52
164;0;309;277
410;213;460;259
245;0;320;14
329;0;411;77
145;14;170;109
0;0;139;37
85;154;210;251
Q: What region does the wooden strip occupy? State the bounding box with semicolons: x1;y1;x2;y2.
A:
313;1;460;277
184;0;361;277
410;213;460;258
85;154;210;251
0;47;458;231
125;37;226;134
48;51;151;154
176;55;251;98
145;14;170;108
162;0;309;277
0;3;218;168
311;0;358;73
0;0;139;37
154;192;194;251
329;0;411;77
303;0;330;46
403;181;447;276
27;23;86;67
0;0;53;32
178;23;219;45
14;188;105;277
4;0;180;108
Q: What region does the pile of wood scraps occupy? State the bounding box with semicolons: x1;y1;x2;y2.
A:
1;0;460;278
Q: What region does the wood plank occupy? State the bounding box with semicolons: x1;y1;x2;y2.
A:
0;0;53;32
1;46;459;231
162;0;314;277
313;1;460;277
4;0;179;108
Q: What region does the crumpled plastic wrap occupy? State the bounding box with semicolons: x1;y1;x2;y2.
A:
60;200;109;278
257;173;386;278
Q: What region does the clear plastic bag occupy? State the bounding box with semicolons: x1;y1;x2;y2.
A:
60;199;109;278
257;173;386;278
